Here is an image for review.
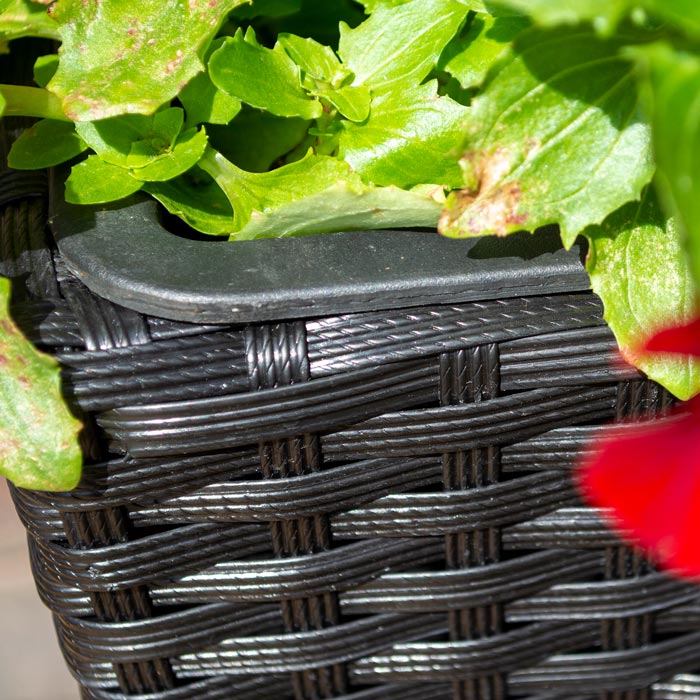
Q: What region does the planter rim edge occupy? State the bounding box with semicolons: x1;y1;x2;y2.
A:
50;174;592;324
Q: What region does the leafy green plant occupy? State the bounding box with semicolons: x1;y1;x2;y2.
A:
0;278;82;490
0;0;698;489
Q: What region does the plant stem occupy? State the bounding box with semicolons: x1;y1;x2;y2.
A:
198;146;227;180
0;85;70;122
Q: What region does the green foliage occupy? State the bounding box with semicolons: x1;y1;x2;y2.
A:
645;0;700;37
179;38;242;128
32;54;59;88
586;191;700;398
277;33;342;81
488;0;700;401
278;33;371;122
47;0;248;120
338;0;470;93
75;114;165;168
0;277;82;490
207;109;310;172
0;0;60;41
144;171;234;235
127;127;209;182
65;155;142;204
8;119;86;169
338;82;468;188
198;148;442;239
210;28;323;119
636;43;700;290
200;150;440;240
438;15;530;90
439;28;654;246
0;84;67;120
490;0;700;36
485;0;640;34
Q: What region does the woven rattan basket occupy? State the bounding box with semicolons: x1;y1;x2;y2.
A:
3;101;700;700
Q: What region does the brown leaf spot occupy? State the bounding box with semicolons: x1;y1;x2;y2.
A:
460;146;514;195
0;319;17;336
0;436;22;458
440;147;528;237
164;49;185;75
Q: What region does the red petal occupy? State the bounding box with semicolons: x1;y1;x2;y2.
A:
576;398;700;578
643;318;700;357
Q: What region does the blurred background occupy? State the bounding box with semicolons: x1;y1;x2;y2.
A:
1;480;77;700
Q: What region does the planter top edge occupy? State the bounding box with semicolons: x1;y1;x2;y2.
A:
51;183;591;325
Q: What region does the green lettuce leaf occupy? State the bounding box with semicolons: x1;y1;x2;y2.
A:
65;156;142;204
198;147;442;239
438;14;530;90
338;81;468;188
439;27;654;248
312;82;371;123
208;109;310;172
642;0;700;36
278;33;371;121
74;108;203;179
179;37;242;127
338;0;470;93
636;43;700;289
489;0;700;37
209;28;323;120
33;54;59;89
75;114;156;167
585;190;700;400
8;119;86;169
0;277;82;490
127;127;208;182
180;70;241;127
485;0;638;33
0;0;59;41
144;170;234;235
47;0;248;121
277;32;344;81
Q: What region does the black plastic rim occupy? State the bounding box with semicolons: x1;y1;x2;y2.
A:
50;172;591;324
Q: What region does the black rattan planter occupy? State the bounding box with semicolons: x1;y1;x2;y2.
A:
4;162;700;700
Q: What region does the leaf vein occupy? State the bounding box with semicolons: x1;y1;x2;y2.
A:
507;70;635;184
479;55;627;148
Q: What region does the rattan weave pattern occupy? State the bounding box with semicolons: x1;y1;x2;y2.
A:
3;163;700;700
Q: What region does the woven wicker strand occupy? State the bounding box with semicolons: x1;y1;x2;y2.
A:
3;149;700;698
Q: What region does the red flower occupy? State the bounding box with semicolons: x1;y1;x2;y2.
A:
576;318;700;579
643;318;700;356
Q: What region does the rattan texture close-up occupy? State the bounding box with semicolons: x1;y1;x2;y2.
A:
4;115;700;700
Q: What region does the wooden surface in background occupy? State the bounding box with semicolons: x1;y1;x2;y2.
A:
0;481;77;700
